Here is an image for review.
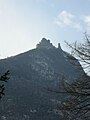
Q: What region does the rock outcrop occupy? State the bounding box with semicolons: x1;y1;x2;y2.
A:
36;38;55;49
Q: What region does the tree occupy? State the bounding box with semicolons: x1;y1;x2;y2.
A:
65;32;90;74
0;70;10;99
59;33;90;120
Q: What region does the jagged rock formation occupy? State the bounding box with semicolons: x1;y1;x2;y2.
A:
0;38;85;120
36;38;55;49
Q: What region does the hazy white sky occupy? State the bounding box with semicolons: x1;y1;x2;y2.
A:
0;0;90;58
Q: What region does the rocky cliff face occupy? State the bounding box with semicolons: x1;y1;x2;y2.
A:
0;38;85;120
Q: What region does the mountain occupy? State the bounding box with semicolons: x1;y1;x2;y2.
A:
0;38;85;120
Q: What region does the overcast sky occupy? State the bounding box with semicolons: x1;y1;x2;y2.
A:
0;0;90;58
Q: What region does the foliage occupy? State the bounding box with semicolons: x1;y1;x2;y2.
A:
0;70;10;99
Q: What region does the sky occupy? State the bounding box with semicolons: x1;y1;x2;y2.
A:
0;0;90;58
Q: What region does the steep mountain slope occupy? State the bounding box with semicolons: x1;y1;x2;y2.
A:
0;38;85;120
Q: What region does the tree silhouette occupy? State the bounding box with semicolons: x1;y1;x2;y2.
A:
59;33;90;120
0;70;10;99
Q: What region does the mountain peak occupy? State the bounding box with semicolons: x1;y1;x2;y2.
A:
36;38;56;49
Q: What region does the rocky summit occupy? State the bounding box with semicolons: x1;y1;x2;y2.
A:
0;38;85;120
